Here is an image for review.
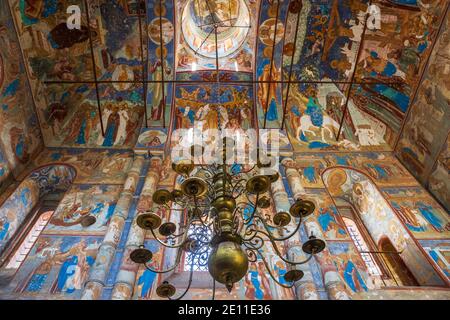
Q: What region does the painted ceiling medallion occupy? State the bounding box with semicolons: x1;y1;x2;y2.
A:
181;0;251;58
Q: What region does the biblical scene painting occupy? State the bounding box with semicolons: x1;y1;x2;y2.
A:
383;187;450;239
0;236;102;299
33;149;134;184
44;185;121;236
0;0;43;189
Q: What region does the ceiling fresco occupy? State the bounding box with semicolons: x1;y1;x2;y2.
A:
3;0;449;153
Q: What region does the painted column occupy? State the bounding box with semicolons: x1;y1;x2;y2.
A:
81;154;145;300
286;241;319;300
304;220;350;300
282;158;305;199
111;157;162;300
270;176;290;215
271;172;318;300
282;162;348;300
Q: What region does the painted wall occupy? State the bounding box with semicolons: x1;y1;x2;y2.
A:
396;9;450;211
0;1;43;194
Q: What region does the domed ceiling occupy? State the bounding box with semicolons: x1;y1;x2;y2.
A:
2;0;448;154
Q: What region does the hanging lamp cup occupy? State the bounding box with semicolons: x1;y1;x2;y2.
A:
156;281;176;298
152;189;173;205
208;241;249;292
289;199;316;218
273;211;291;227
256;196;271;208
302;235;326;255
284;269;304;282
171;189;183;200
137;212;162;230
181;177;208;197
172;161;195;176
130;246;153;264
246;175;271;194
159;222;177;236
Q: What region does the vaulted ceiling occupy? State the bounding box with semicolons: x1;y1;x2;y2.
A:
5;0;449;153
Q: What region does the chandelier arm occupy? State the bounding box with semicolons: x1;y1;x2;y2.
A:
144;246;184;274
245;221;313;266
149;226;189;249
168;258;195;300
254;249;296;289
253;214;303;242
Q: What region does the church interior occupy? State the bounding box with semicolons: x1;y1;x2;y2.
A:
0;0;449;301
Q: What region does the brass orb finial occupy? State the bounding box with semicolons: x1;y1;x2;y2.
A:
284;269;304;282
130;246;153;264
159;222;176;236
137;212;162;230
289;199;316;218
172;161;195;176
208;241;249;290
156;281;176;298
80;215;96;228
152;189;173;205
302;235;326;255
246;175;270;194
181;177;208;197
273;212;291;227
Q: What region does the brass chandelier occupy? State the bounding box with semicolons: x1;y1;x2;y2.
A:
130;140;325;299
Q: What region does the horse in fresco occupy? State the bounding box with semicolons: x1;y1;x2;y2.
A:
295;114;341;143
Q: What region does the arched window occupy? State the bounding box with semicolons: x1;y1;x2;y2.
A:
4;211;53;270
342;216;382;277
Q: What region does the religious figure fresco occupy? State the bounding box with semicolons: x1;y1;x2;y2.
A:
6;236;101;298
383;187;450;239
327;242;371;294
33;149;134;184
45;185;121;235
134;240;162;299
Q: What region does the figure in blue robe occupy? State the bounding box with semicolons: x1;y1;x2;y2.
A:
303;166;316;183
76;119;87;145
56;256;78;293
249;269;264;300
178;107;195;125
417;202;444;232
102;110;120;147
317;208;346;236
266;98;278;121
367;164;389;180
343;261;368;292
0;220;10;241
137;269;157;298
305;98;323;127
274;263;288;285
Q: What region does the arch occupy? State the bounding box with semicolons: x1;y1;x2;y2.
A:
0;164;76;259
322;166;446;287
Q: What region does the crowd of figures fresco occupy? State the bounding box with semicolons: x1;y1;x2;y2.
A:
0;1;43;194
396;9;450;212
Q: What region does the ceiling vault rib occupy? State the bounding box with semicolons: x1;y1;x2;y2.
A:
281;1;303;131
42;80;404;85
137;0;148;128
335;0;371;141
263;0;281;130
84;0;105;137
159;0;167;129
